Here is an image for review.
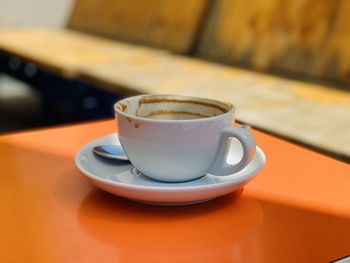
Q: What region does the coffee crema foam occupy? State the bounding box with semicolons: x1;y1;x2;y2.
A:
117;95;232;120
136;96;231;120
140;110;208;120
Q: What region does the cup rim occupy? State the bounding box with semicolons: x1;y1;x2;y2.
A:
114;94;235;123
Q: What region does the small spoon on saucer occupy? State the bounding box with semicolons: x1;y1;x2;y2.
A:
93;145;129;161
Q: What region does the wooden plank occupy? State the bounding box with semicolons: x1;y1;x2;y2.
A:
320;0;350;77
197;0;350;86
0;28;166;77
68;0;208;53
77;52;350;160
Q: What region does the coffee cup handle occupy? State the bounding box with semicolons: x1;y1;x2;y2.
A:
208;125;256;175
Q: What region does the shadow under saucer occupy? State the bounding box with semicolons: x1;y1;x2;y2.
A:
77;189;263;262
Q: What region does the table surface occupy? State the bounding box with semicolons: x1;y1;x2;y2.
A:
1;120;350;263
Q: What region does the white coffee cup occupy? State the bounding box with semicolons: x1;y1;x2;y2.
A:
114;94;256;182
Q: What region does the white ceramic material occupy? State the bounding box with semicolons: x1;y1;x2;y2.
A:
75;134;265;205
114;94;256;182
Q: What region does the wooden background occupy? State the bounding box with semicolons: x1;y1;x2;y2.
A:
68;0;208;53
197;0;350;86
64;0;350;86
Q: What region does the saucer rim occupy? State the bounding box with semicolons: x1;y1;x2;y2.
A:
75;134;266;192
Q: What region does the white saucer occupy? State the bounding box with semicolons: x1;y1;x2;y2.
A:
75;134;266;205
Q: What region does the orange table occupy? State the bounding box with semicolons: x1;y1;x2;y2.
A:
1;120;350;263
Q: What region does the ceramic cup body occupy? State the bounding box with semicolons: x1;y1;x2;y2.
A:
115;94;255;182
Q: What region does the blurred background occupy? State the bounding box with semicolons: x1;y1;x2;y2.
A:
0;0;349;161
0;0;72;131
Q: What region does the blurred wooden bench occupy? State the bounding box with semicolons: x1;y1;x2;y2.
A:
0;0;208;77
0;28;164;77
197;0;350;86
0;0;349;161
0;0;208;124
